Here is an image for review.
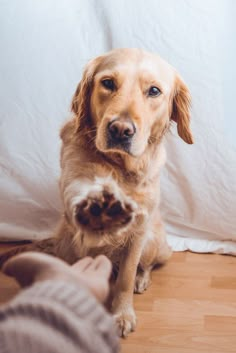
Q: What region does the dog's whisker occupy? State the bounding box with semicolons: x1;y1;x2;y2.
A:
83;128;97;137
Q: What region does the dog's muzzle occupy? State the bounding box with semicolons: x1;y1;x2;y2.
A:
107;118;136;153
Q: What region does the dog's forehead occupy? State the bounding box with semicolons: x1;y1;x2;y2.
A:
96;50;176;86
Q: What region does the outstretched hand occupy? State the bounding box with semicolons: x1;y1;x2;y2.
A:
3;252;112;303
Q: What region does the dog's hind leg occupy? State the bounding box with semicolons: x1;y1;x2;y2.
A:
134;222;172;294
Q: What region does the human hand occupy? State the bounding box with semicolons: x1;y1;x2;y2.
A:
3;252;112;303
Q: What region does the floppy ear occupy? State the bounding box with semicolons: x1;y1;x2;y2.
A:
71;57;102;132
170;76;194;144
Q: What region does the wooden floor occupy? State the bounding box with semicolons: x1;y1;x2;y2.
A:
0;244;236;353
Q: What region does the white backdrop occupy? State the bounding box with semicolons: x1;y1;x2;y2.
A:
0;0;235;254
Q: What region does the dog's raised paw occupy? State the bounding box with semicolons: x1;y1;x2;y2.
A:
74;188;136;231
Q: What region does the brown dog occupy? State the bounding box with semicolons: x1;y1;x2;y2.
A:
0;48;193;337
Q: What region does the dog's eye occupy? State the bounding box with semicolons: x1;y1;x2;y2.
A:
148;86;161;97
101;79;115;91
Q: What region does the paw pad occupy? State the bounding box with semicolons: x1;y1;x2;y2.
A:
75;189;135;231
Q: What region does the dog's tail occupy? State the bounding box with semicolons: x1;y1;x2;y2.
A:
0;238;58;270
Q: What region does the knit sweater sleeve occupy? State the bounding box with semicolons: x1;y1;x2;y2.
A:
0;280;119;353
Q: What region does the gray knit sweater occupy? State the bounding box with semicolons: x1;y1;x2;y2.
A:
0;280;119;353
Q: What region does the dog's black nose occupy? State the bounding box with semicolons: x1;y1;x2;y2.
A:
108;119;135;142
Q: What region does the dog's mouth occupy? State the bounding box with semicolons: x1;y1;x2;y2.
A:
106;137;132;154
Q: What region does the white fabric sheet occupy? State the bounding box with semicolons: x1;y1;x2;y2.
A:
0;0;235;254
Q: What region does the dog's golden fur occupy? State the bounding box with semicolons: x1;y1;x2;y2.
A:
0;48;193;337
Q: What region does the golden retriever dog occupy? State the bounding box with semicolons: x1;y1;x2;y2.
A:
0;48;193;337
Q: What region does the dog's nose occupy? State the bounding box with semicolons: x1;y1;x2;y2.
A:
108;120;135;142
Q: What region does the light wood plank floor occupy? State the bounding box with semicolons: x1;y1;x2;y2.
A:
0;243;235;353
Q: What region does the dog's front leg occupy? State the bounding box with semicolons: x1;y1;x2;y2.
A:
112;234;144;337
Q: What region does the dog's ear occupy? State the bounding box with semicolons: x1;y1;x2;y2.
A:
71;57;102;132
170;76;194;144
